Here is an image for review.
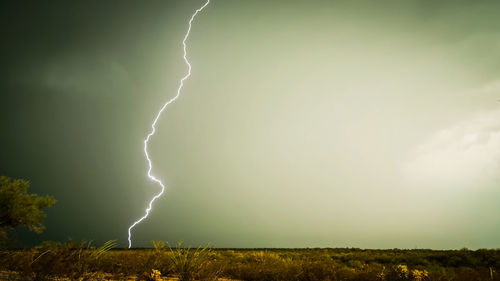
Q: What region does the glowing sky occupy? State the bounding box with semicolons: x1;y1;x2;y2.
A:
1;0;500;249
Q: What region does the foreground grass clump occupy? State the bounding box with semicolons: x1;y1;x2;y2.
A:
2;243;500;280
0;240;117;280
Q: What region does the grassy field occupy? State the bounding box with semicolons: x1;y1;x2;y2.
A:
1;241;500;281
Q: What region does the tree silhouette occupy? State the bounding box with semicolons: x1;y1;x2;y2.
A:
0;176;56;243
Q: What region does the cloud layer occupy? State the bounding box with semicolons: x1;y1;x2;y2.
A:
404;109;500;189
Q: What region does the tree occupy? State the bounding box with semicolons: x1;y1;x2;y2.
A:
0;176;56;242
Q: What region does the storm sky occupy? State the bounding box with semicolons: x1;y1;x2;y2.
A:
1;0;500;249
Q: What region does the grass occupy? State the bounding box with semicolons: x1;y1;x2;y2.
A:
1;242;500;280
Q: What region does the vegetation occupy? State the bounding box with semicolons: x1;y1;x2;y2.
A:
2;244;500;280
1;177;498;280
0;176;56;244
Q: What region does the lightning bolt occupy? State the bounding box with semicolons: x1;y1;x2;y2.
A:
127;0;211;249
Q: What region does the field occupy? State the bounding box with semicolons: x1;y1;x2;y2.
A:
1;241;500;281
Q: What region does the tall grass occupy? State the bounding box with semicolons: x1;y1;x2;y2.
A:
152;241;222;281
0;240;117;280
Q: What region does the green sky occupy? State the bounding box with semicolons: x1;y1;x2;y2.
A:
1;0;500;249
